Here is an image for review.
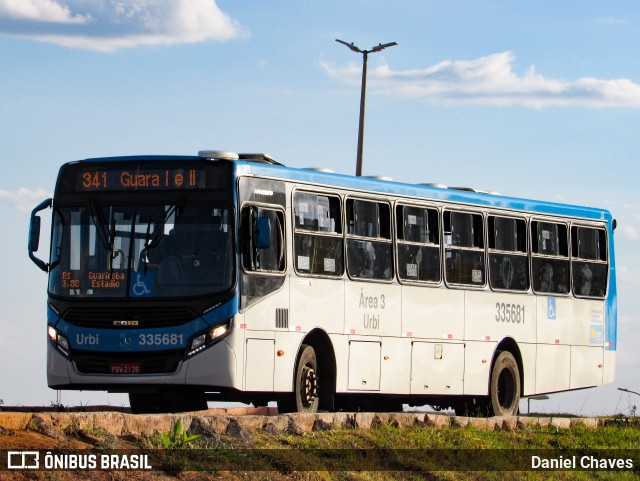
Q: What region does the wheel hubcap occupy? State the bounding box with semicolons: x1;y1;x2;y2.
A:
302;365;318;407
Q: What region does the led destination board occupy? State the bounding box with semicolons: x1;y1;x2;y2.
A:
76;168;206;191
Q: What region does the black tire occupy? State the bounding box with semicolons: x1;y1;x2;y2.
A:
278;344;319;413
489;351;520;416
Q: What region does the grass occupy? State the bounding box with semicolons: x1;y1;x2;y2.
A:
6;415;639;480
175;420;640;480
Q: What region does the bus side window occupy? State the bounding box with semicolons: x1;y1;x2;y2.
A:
396;205;440;283
571;226;607;298
241;205;285;273
293;192;343;276
488;216;529;291
346;199;393;281
443;211;485;286
531;221;569;294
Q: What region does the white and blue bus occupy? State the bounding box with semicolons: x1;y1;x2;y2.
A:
29;150;617;415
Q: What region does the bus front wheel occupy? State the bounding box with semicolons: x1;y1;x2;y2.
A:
489;351;520;416
278;344;319;414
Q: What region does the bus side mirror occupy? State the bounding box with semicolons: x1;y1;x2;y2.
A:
29;198;52;272
255;216;271;249
29;216;41;252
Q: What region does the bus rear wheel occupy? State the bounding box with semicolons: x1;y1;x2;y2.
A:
489;351;520;416
278;344;319;414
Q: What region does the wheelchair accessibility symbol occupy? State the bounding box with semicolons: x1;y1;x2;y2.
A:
130;273;154;297
547;297;556;320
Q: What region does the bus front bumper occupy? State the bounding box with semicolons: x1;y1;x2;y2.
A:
47;339;238;391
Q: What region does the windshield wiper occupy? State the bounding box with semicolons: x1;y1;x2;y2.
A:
88;197;112;252
88;198;123;273
138;197;185;273
145;197;185;250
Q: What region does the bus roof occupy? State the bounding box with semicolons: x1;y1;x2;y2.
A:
235;160;612;223
71;154;612;223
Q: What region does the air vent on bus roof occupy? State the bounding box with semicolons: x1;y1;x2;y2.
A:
420;183;448;189
304;167;335;173
365;175;393;181
238;153;284;166
198;150;239;160
450;186;500;195
197;150;284;166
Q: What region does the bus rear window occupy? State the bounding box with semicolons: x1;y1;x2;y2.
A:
571;226;607;298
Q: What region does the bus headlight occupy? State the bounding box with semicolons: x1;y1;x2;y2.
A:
48;325;70;357
187;320;231;357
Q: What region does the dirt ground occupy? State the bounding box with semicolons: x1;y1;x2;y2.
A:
0;409;302;481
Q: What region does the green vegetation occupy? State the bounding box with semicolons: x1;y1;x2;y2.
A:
176;420;640;480
159;418;202;449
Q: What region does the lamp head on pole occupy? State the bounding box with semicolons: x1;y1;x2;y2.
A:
335;39;362;53
371;41;398;53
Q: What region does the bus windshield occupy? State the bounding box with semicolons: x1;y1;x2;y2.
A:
48;201;234;299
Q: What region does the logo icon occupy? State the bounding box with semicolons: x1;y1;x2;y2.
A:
8;451;39;469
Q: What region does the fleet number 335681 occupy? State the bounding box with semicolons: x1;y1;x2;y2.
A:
495;302;526;324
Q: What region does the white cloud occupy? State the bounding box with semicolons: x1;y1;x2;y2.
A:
621;226;639;240
0;0;90;24
0;187;51;212
597;17;629;26
322;51;640;108
0;0;246;51
617;265;640;285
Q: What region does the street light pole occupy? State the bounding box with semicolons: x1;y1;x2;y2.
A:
336;39;397;176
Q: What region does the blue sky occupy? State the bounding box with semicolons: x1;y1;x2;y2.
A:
0;0;638;414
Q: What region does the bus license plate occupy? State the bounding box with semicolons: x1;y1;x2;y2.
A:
109;362;141;375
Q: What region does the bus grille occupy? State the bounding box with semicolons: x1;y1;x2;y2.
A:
63;307;198;329
73;350;184;375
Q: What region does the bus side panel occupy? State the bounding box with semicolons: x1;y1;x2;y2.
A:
410;341;464;395
348;340;381;391
380;337;411;394
185;339;238;389
536;344;570;393
402;286;464;339
331;333;350;393
47;343;71;387
570;346;603;389
603;349;616;384
273;331;305;391
245;338;275;391
517;343;537;396
242;278;290;391
289;277;344;335
465;291;536;344
568;299;605;389
462;341;494;395
536;296;575;346
344;282;400;337
563;299;605;347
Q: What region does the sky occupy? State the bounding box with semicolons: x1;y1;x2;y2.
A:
0;0;638;415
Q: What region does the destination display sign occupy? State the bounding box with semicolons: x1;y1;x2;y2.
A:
76;168;206;191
